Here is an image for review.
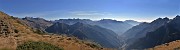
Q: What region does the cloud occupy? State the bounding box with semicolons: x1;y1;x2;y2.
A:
69;11;112;16
65;11;115;20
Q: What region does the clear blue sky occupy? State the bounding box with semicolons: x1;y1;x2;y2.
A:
0;0;180;22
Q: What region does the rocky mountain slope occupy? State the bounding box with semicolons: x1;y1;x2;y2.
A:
0;11;111;50
123;17;169;39
122;17;170;47
55;19;133;35
127;15;180;49
45;22;122;48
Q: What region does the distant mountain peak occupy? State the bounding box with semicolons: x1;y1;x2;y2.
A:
99;19;123;23
174;15;180;19
163;17;169;20
176;15;180;17
58;18;92;21
151;17;169;24
100;19;117;21
158;17;163;19
23;17;45;20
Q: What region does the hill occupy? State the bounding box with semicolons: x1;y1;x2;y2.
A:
148;40;180;50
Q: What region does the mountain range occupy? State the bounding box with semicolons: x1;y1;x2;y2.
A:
21;17;140;48
45;22;122;48
126;15;180;49
54;19;137;35
122;17;170;47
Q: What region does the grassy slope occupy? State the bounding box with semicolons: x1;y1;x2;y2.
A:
17;41;63;50
148;40;180;50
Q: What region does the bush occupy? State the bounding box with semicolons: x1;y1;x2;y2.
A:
14;29;19;33
34;29;45;35
86;43;99;48
174;47;180;50
16;41;63;50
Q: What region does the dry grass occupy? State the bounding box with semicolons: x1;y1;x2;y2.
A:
147;40;180;50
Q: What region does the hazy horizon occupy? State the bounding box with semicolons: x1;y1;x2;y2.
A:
18;16;176;22
1;0;180;22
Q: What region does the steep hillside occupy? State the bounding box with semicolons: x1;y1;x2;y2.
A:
148;40;180;50
122;22;149;39
123;17;169;39
0;11;111;50
122;17;170;47
127;15;180;49
45;22;122;48
55;19;133;35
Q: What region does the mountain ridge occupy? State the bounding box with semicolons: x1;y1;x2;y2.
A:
45;22;122;48
127;15;180;49
55;19;135;35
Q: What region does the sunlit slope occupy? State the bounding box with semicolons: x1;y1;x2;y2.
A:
148;40;180;50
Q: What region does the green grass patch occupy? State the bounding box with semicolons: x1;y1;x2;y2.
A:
16;41;63;50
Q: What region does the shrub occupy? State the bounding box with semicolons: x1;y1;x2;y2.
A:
174;47;180;50
16;41;63;50
67;38;71;40
34;29;45;35
85;43;99;48
14;29;19;33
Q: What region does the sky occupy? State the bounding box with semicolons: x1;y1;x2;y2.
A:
0;0;180;22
